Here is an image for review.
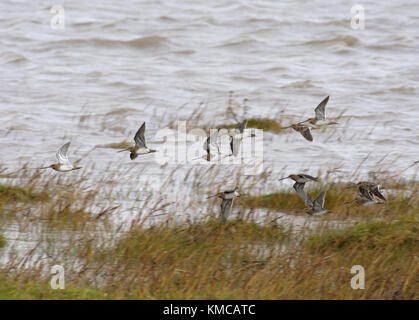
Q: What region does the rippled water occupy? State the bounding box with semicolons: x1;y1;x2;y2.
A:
1;0;418;217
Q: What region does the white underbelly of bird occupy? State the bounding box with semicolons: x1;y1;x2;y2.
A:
138;147;152;154
55;164;75;172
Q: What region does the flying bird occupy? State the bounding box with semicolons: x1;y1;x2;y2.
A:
293;182;330;216
298;96;338;129
203;129;221;161
279;173;320;184
40;142;82;172
284;124;313;142
118;122;156;160
229;119;248;156
281;96;337;141
207;187;241;222
346;181;386;206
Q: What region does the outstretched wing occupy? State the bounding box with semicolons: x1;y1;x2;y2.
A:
237;119;248;133
221;198;233;222
56;142;72;165
134;122;146;148
314;96;329;120
203;130;220;154
358;185;375;201
371;185;386;201
313;191;326;212
293;182;313;206
299;174;320;182
294;126;313;142
230;136;243;156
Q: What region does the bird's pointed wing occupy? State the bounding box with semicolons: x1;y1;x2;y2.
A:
294;126;313;142
134;122;146;148
371;186;386;201
56;142;72;165
221;198;233;222
293;182;313;206
237;119;248;133
203;130;220;153
313;191;326;212
358;185;375;201
300;174;320;182
230;135;243;156
314;96;329;120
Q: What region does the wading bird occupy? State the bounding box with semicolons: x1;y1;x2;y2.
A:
346;181;386;206
293;182;330;216
118;122;156;160
40;142;82;172
207;187;242;222
281;96;337;141
298;96;338;128
279;173;320;184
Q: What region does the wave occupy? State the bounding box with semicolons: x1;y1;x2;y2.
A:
0;52;28;64
281;80;318;89
50;36;168;49
304;35;359;47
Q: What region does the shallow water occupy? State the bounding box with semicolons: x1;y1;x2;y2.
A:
0;0;418;219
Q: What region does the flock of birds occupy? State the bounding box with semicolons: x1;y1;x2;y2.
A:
39;95;401;222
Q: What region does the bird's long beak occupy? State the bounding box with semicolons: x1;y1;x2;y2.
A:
117;148;130;153
206;194;217;199
278;177;289;181
38;166;50;169
73;167;82;171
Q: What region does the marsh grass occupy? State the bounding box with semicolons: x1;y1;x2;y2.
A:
0;165;417;299
0;184;49;204
239;181;418;219
0;278;111;300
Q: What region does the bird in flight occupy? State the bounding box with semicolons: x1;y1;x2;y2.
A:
207;187;242;222
293;182;330;216
281;96;337;141
346;181;386;206
279;173;320;184
229;119;248;156
118;122;156;160
39;142;82;172
298;96;338;128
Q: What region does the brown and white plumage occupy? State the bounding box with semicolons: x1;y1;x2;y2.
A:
293;182;330;216
118;122;156;160
40;142;82;172
347;181;386;206
207;187;241;222
298;96;337;128
291;124;313;142
279;173;320;184
281;96;337;142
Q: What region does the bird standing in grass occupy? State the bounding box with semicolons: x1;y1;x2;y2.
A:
40;142;82;172
118;122;156;160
